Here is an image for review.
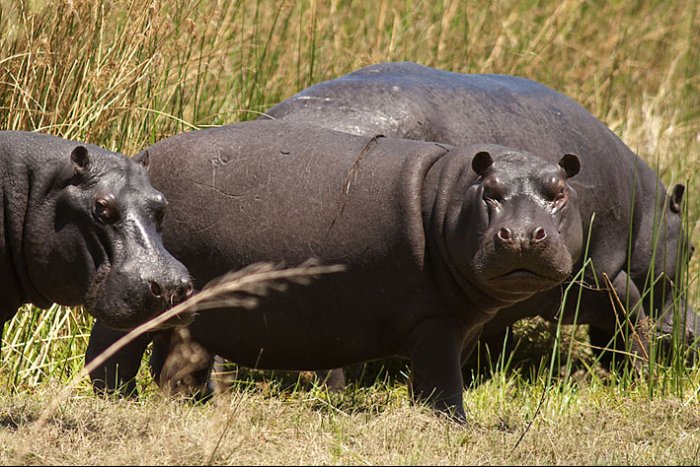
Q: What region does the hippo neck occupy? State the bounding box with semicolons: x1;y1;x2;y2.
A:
422;151;531;325
0;134;75;312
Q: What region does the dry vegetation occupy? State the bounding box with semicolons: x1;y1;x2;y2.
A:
3;383;700;464
0;0;699;464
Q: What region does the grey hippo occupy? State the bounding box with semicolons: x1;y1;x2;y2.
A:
0;131;193;340
86;119;583;420
262;62;697;369
87;62;696;412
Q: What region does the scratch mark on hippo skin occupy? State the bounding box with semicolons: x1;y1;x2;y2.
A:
190;178;252;200
326;135;384;236
209;152;231;188
344;134;385;194
192;220;219;234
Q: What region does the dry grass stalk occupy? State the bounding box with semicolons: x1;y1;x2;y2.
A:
12;260;344;464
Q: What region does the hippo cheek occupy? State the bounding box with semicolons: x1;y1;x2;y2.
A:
558;204;584;267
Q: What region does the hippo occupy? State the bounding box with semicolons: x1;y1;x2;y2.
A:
262;62;697;368
0;131;193;340
86;120;583;420
87;63;696;405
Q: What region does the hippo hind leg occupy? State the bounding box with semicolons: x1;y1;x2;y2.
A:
584;270;649;371
156;327;215;401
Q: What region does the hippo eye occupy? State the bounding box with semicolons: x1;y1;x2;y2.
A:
94;195;120;224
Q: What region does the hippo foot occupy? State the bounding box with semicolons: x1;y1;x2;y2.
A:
315;368;346;392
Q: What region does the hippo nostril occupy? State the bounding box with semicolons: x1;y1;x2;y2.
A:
497;227;512;242
176;277;194;302
149;280;163;298
180;283;194;301
532;227;547;242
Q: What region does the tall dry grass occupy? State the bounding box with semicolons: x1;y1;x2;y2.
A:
0;2;698;459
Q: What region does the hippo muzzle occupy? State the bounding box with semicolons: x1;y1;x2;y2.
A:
85;244;194;331
477;193;580;292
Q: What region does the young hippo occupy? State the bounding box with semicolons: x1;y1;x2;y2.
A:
87;120;583;420
264;62;696;366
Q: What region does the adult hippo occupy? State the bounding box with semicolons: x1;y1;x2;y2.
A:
262;62;697;367
0;131;193;337
87;120;583;420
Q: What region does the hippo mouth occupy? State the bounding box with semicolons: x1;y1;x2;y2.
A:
148;310;197;331
487;268;563;291
83;259;193;330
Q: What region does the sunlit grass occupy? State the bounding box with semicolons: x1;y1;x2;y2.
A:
0;0;698;462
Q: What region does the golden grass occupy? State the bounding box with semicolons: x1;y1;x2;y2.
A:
0;0;699;463
2;381;700;465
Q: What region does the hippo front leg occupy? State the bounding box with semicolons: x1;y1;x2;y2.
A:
85;320;152;397
408;319;466;422
593;270;650;369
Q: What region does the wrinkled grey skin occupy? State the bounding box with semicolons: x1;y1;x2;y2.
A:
263;62;697;360
0;131;193;335
86;120;583;419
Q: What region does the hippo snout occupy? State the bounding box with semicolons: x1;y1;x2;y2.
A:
142;273;196;330
148;276;194;305
495;225;549;249
470;213;577;297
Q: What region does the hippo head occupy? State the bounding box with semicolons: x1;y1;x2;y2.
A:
444;146;583;303
27;146;193;330
647;184;698;343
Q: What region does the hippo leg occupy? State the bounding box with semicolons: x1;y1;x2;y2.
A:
148;329;173;384
408;319;466;422
315;368;347;391
588;325;626;369
655;297;700;359
588;271;649;370
85;320;152;397
157;327;214;400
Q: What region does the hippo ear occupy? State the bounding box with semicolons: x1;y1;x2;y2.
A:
133;150;150;171
471;151;493;177
70;146;91;176
558;153;580;178
670;184;685;214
